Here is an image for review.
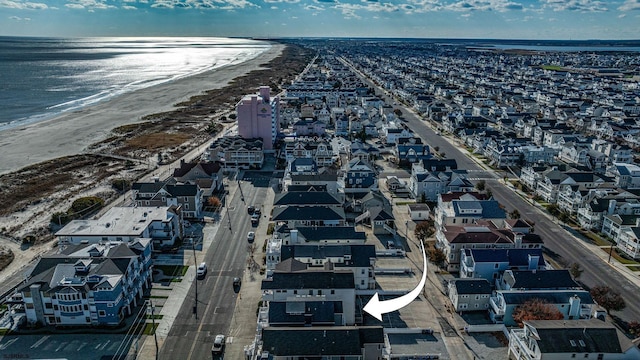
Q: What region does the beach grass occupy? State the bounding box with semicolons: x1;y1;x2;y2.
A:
123;132;192;152
0;43;314;240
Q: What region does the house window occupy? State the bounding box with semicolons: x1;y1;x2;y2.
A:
494;263;499;269
98;310;106;317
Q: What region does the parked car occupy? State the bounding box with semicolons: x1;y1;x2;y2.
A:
251;214;259;226
197;262;207;277
233;277;241;287
247;205;255;215
211;334;225;355
254;207;261;216
247;231;255;243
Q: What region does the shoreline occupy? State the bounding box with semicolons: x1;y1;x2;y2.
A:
0;43;284;175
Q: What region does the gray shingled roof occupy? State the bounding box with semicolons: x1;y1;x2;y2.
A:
272;206;345;221
273;192;342;206
452;279;492;294
529;319;627;354
261;327;383;356
295;227;367;241
261;271;355;290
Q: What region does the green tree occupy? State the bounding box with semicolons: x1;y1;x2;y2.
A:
111;178;131;193
590;285;626;315
475;180;486;192
509;209;521;219
547;204;561;217
51;212;72;226
414;219;435;242
512;298;564;328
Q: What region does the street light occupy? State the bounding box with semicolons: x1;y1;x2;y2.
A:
146;300;159;360
192;238;198;320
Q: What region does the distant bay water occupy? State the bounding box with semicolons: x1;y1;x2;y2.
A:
0;36;270;129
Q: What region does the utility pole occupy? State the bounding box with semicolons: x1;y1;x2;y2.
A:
192;238;198;319
148;300;159;360
608;242;614;263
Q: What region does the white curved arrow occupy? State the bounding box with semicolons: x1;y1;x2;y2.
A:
363;241;427;321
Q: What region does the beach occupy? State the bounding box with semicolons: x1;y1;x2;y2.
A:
0;43;284;175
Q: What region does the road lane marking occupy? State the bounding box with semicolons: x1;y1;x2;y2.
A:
31;335;49;349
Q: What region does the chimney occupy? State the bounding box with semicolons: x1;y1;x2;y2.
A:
290;229;299;244
514;233;523;248
568;294;581;319
607;199;617;215
528;254;540;270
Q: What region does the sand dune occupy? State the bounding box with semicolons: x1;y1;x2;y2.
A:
0;44;284;175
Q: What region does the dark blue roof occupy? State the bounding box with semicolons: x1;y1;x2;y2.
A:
465;248;545;267
274;192;342;206
295;227;367;242
452;279;492;294
272;206;345;221
281;245;375;267
268;301;341;326
261;326;384;356
261;271;355;290
508;270;579;290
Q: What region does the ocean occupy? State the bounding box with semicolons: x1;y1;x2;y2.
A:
0;36;270;129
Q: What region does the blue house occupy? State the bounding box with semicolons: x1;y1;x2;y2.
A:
460;248;546;282
344;159;377;194
20;239;152;327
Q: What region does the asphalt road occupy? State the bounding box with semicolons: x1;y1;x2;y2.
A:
159;180;268;360
394;89;640;322
343;57;640;322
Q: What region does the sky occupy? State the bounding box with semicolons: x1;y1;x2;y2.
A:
1;0;639;39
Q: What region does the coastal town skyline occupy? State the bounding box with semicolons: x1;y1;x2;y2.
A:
1;0;640;39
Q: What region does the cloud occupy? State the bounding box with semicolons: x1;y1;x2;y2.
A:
444;0;524;12
0;0;47;9
263;0;298;2
542;0;608;12
618;0;640;11
65;0;116;9
9;15;31;20
149;0;258;9
618;13;626;17
122;4;137;9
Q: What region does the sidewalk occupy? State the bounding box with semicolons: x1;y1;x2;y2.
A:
224;185;276;360
137;179;239;360
437;129;640;290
